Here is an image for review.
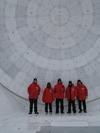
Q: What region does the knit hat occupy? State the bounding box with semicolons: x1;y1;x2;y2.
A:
58;78;62;82
33;78;37;82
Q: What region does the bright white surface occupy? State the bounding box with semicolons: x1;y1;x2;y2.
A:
0;1;100;132
0;85;100;133
0;0;100;102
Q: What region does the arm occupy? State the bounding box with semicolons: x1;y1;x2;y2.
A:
53;85;57;98
54;85;56;94
85;86;88;98
42;89;46;102
27;84;31;94
74;86;77;100
66;87;68;100
38;85;41;95
52;89;54;101
63;85;65;92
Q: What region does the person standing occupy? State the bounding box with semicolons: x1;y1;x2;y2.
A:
27;78;41;114
66;81;77;113
54;78;65;114
42;82;54;114
77;80;88;113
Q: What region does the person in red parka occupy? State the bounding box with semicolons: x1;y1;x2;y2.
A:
66;81;77;113
27;78;41;114
42;82;54;114
77;80;88;113
54;78;65;114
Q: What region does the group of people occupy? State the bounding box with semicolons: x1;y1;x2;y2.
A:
27;78;88;114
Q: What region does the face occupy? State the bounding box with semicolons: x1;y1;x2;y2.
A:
58;81;61;84
69;82;72;85
77;81;81;85
34;80;37;83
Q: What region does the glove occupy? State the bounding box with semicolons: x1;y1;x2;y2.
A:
74;96;76;100
86;96;88;99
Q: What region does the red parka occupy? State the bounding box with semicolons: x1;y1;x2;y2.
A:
66;85;77;101
77;84;88;100
42;88;54;103
54;83;65;99
27;82;41;99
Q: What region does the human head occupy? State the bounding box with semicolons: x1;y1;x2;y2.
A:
68;81;73;86
58;78;62;83
33;78;37;83
77;80;82;85
47;82;51;88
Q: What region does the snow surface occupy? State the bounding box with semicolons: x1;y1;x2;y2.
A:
0;85;100;133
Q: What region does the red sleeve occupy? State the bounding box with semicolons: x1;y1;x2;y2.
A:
52;89;54;101
38;85;41;95
53;85;57;98
42;89;46;102
27;84;31;94
76;86;79;97
75;86;77;97
84;85;88;97
63;85;65;92
66;87;68;98
64;85;66;98
62;85;65;98
54;85;56;93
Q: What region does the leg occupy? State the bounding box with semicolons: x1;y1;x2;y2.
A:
34;99;38;114
78;100;82;113
45;103;48;113
56;99;59;113
29;98;34;114
49;103;52;113
67;101;71;113
72;101;76;113
60;99;64;113
83;100;87;113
